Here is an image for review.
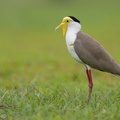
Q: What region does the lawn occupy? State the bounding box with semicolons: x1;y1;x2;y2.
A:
0;0;120;120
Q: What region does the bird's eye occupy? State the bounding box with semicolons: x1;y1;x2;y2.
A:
66;20;69;22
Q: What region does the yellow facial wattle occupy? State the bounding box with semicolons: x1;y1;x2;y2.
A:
55;17;73;36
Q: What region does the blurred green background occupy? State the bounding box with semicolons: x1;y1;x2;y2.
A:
0;1;120;119
0;0;120;88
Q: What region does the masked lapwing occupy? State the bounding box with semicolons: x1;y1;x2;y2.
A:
55;16;120;102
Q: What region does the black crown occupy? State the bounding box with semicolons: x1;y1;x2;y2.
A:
69;16;80;23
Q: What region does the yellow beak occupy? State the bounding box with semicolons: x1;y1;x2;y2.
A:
55;22;67;36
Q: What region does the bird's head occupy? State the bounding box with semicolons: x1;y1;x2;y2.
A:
55;16;81;36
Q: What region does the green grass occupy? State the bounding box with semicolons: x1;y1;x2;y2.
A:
0;0;120;119
0;81;120;120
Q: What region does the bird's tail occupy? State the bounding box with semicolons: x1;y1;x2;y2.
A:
111;63;120;77
116;64;120;76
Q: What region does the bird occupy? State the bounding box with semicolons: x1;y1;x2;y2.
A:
55;16;120;102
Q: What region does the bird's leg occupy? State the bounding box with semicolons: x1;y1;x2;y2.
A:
86;69;93;103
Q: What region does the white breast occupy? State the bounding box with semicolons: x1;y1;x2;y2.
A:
65;22;83;63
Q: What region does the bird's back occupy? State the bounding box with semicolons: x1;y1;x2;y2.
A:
74;31;120;76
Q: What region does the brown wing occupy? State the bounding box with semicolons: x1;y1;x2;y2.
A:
74;31;120;75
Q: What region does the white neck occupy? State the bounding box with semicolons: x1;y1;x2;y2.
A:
66;21;81;44
67;21;81;35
